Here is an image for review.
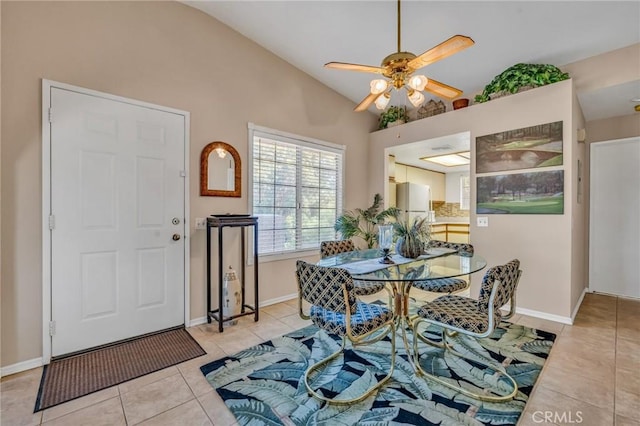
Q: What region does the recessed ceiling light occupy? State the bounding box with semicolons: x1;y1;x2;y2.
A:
420;152;470;167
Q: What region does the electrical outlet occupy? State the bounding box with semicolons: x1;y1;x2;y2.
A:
195;218;207;230
477;216;489;227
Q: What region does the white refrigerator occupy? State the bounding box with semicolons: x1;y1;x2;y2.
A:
396;182;433;223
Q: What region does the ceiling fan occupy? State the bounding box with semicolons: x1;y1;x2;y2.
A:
324;0;474;112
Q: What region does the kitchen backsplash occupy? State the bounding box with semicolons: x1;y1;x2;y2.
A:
433;202;469;218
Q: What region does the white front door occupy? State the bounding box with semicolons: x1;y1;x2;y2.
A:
49;86;187;356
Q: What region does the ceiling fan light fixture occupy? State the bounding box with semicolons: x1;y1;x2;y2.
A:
325;0;474;112
408;75;428;91
407;89;425;107
375;92;391;110
370;79;388;95
420;152;471;167
215;147;227;158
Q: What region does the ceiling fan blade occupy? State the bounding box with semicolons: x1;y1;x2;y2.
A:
407;35;474;70
354;92;382;112
423;78;463;100
325;62;386;74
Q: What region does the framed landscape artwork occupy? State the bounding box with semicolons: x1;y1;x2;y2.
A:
476;170;564;214
476;121;563;173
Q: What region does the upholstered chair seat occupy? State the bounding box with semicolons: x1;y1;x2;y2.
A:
320;239;387;296
416;295;492;334
310;301;394;337
411;240;474;294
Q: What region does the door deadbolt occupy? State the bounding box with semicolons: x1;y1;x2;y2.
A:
172;234;181;241
172;217;180;225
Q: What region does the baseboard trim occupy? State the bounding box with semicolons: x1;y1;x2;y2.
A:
260;293;298;307
189;317;208;327
188;293;298;328
570;287;588;324
513;307;573;325
1;357;43;378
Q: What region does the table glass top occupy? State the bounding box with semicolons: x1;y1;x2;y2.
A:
317;248;487;282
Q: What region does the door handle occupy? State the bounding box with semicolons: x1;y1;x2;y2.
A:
172;234;181;241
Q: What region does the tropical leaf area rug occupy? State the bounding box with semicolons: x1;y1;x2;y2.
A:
200;321;555;426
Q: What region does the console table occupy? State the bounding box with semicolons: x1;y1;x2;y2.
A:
206;215;259;332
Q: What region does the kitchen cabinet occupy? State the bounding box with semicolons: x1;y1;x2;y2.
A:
430;223;470;244
431;223;447;241
447;223;470;244
394;163;445;201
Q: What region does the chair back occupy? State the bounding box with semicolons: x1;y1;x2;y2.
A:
477;259;521;314
320;240;356;258
427;239;474;256
295;260;356;314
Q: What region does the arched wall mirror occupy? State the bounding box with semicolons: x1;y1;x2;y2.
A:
200;141;241;197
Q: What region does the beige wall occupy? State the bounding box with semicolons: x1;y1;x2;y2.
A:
0;1;376;367
586;114;640;143
370;80;581;318
562;43;639;93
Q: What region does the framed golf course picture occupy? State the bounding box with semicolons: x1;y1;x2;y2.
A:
476;170;564;214
476;121;563;174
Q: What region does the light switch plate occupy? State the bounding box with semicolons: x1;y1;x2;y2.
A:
195;218;207;230
477;216;489;227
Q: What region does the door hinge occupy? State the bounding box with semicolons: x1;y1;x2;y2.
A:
48;108;53;123
49;321;56;336
179;170;186;177
49;215;55;230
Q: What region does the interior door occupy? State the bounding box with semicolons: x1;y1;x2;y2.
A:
49;87;186;356
589;137;640;299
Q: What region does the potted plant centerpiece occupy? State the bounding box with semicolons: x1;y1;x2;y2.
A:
474;63;570;103
334;194;399;249
393;216;430;258
378;106;408;130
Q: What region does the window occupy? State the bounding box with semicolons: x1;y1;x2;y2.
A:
460;174;471;210
249;124;344;257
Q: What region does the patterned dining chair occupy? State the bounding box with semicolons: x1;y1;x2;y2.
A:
295;260;396;404
320;240;387;297
411;259;522;402
410;240;475;294
320;239;356;258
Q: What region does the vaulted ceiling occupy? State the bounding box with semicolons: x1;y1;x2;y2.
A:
186;1;640;122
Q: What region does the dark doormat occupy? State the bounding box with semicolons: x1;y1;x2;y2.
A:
35;327;205;412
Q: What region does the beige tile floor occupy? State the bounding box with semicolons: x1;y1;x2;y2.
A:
1;293;638;425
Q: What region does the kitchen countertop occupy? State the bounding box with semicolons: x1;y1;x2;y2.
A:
432;218;470;225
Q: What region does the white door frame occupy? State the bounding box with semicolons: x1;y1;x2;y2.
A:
589;136;640;299
42;79;190;363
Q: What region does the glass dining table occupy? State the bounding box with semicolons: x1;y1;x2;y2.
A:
317;247;487;358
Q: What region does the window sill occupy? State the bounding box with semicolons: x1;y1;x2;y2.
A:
256;249;319;264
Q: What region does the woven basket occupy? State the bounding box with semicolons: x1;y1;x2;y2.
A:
417;100;446;119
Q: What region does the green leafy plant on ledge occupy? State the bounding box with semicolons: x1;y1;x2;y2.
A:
378;106;408;130
474;63;570;103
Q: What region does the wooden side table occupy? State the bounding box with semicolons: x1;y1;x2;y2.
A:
206;215;259;332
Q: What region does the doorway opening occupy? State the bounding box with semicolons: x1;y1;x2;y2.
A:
385;131;471;245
